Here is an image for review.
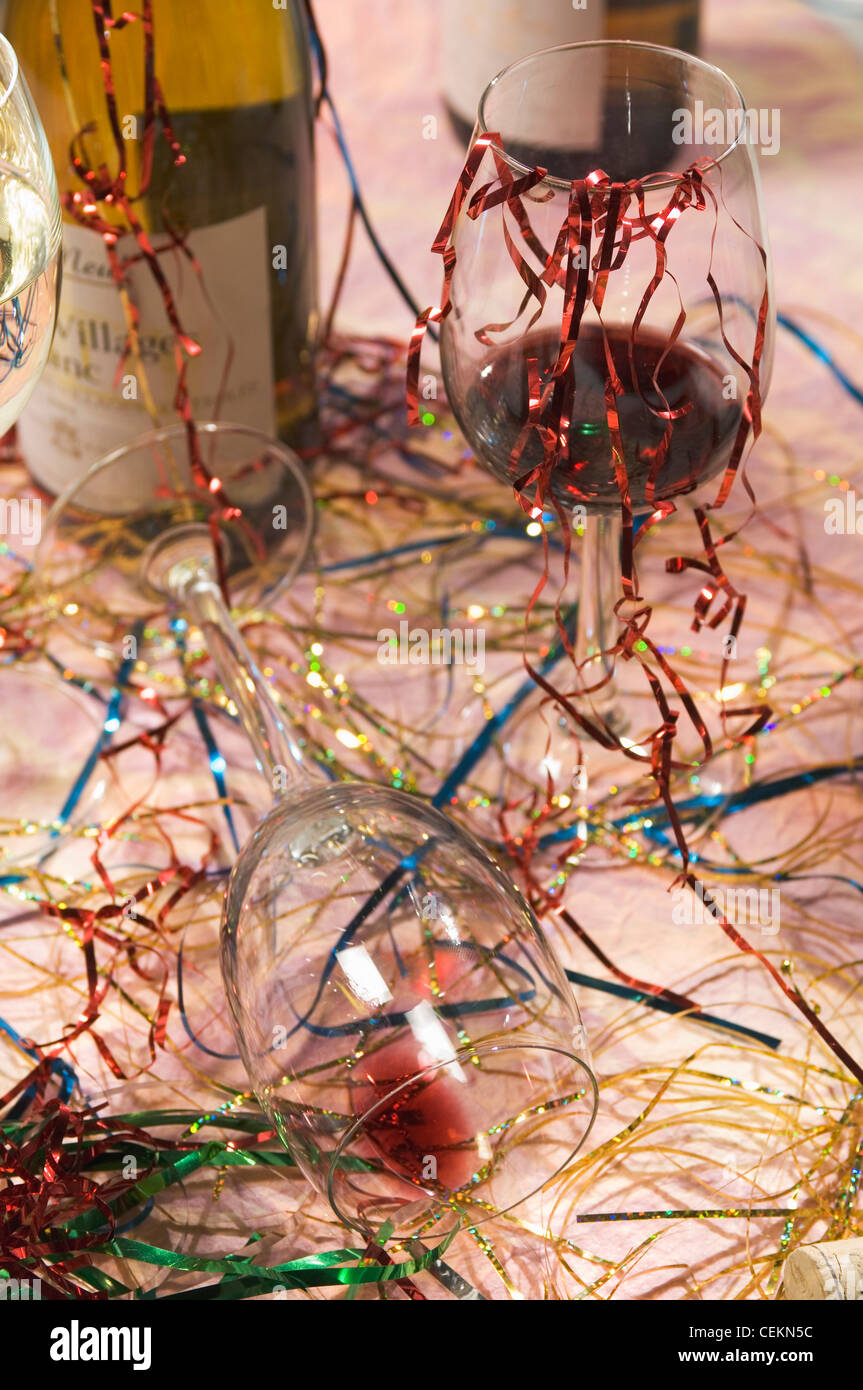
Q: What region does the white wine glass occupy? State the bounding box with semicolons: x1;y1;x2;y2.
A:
0;32;112;872
0;30;61;433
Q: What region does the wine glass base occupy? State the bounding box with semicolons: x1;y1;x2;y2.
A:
37;420;315;666
537;673;755;864
141;521;229;601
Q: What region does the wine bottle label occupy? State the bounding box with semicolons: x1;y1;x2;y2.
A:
21;206;275;497
441;0;605;135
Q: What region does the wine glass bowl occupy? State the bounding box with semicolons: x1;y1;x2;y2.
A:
450;322;749;517
0;32;62;434
440;41;774;518
221;781;597;1236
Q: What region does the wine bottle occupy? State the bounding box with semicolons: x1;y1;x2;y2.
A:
442;0;702;159
5;0;318;497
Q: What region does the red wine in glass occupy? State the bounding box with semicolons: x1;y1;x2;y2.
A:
353;1037;479;1194
453;324;742;515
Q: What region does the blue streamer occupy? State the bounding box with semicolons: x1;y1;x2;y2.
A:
35;623;144;868
564;970;781;1050
176;938;240;1062
0;1013;78;1116
778;313;863;408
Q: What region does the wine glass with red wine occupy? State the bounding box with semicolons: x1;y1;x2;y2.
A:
440;41;774;745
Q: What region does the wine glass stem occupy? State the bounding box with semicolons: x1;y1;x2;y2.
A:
181;569;310;798
575;512;623;722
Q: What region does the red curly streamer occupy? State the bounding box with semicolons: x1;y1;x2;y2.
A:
0;1100;184;1297
406;132;504;427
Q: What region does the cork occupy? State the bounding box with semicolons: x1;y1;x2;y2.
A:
783;1238;863;1300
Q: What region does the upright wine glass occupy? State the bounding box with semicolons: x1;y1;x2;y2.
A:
439;41;774;749
36;421;598;1245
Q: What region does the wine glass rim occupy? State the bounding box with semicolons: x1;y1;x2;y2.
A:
477;39;750;194
0;35;20;110
327;1037;599;1234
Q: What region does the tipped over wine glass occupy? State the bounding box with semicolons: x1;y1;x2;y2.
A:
35;421;598;1246
439;40;775;768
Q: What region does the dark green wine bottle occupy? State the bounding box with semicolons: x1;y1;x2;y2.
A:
7;0;318;497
